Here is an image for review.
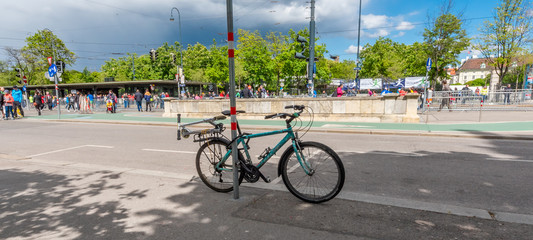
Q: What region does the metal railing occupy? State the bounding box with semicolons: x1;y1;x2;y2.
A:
423;89;533;112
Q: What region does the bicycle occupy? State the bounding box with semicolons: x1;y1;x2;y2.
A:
177;105;345;203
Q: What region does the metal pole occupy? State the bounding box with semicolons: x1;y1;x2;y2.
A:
308;0;316;96
44;29;61;119
355;0;362;82
226;0;239;200
171;7;183;99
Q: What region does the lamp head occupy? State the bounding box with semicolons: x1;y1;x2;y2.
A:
170;17;175;21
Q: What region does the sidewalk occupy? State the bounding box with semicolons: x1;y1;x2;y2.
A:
23;109;533;140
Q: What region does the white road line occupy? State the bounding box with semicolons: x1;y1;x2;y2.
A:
26;145;113;158
485;158;533;163
142;149;196;154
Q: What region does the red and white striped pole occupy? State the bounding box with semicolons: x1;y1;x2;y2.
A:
226;0;239;199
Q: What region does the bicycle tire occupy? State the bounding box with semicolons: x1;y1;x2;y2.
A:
196;138;243;193
279;141;345;203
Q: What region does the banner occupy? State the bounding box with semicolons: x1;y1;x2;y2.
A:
358;78;382;90
404;77;429;88
384;79;405;89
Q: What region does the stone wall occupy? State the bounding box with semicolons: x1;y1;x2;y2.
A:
163;94;420;123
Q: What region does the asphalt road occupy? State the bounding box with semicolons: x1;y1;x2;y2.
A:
1;120;533;239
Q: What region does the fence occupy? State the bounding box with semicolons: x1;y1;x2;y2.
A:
424;89;533;112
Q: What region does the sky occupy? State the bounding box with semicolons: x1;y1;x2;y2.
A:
0;0;502;72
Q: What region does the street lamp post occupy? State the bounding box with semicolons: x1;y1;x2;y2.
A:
170;7;183;99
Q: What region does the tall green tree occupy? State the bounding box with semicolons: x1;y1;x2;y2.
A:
359;37;406;80
423;2;470;87
476;0;532;87
21;29;76;85
236;29;274;87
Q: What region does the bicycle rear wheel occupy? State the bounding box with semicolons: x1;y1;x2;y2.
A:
196;138;242;193
280;141;345;203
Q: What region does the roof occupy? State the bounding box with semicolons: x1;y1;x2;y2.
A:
458;58;492;72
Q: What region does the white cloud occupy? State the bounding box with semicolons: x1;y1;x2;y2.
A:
396;21;415;31
345;45;362;54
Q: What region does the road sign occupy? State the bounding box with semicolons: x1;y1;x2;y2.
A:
426;58;432;72
48;64;57;77
47;57;53;66
22;76;27;84
354;67;361;71
22;86;26;92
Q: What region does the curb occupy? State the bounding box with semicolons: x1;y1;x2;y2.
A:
31;118;533;141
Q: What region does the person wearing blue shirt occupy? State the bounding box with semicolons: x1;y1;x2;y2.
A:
11;86;24;118
87;93;94;108
381;88;392;95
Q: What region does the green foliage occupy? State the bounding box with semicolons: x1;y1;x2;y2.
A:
476;0;532;84
21;29;76;85
424;10;470;86
465;78;486;86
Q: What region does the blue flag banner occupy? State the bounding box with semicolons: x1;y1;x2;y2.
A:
384;79;405;89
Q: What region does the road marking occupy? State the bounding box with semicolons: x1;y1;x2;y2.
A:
485;158;533;163
142;149;196;154
26;145;115;158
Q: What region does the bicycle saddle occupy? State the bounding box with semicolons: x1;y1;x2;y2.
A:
221;110;246;116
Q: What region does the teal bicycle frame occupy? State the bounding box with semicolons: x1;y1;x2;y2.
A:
215;125;313;175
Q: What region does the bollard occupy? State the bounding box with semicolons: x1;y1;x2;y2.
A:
177;114;181;140
478;98;483;122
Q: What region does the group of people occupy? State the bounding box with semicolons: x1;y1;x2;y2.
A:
1;86;24;120
130;90;169;112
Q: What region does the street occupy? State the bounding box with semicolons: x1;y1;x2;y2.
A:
1;120;532;239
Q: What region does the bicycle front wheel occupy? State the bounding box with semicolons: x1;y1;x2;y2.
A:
280;141;345;203
196;138;242;193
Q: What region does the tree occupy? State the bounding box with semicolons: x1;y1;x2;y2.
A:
476;0;532;88
236;29;274;87
359;37;407;81
21;29;76;85
423;1;470;88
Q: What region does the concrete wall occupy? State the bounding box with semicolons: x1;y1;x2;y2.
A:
163;94;420;123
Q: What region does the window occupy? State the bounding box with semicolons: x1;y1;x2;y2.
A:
464;76;467;80
481;63;486;69
512;62;517;67
472;76;475;80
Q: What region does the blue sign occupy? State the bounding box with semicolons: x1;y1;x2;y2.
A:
22;86;26;92
426;58;432;72
354;67;361;71
48;64;57;77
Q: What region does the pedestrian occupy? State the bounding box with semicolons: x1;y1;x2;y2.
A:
461;85;471;104
481;86;488;102
33;90;43;116
88;92;94;108
144;90;152;112
160;92;166;108
74;92;81;111
106;90;117;113
438;80;452;112
336;84;344;97
3;89;14;120
0;87;4;119
45;92;53;110
12;86;24;118
503;84;512;105
122;93;129;108
134;89;143;112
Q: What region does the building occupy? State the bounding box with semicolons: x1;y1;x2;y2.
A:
456;58;492;85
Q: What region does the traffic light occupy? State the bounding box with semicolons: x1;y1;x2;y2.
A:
15;68;21;78
150;49;157;61
295;35;308;59
56;60;65;73
171;53;176;64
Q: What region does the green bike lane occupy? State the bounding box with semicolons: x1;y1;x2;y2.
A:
27;112;533;134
